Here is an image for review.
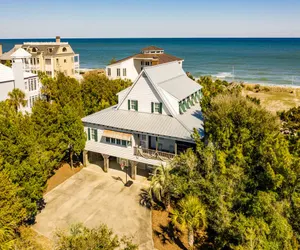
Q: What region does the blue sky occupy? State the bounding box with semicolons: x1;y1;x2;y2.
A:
0;0;299;38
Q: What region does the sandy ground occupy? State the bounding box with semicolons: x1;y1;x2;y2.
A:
242;83;300;113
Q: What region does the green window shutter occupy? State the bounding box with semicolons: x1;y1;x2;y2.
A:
136;101;138;111
128;99;130;110
88;128;91;140
159;103;162;114
151;102;154;113
94;129;98;142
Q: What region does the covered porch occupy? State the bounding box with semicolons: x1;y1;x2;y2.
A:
83;150;157;181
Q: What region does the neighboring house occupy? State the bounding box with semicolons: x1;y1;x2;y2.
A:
0;48;41;113
0;36;80;78
82;62;203;179
106;46;183;82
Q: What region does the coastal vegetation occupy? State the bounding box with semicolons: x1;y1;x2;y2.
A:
55;223;137;250
0;72;131;248
149;76;300;249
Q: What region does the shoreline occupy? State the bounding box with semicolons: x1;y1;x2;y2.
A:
194;77;300;89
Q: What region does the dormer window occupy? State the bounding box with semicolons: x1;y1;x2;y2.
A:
32;47;37;52
62;47;67;52
151;102;162;114
128;100;138;111
48;48;53;53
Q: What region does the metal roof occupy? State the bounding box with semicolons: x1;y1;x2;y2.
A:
82;105;203;142
144;62;202;100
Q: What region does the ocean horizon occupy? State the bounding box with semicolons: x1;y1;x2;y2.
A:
1;38;300;86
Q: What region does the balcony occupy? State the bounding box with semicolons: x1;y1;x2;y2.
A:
134;146;175;161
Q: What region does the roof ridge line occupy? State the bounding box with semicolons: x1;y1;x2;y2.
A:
155;73;185;85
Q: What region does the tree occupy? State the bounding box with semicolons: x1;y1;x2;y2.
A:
81;72;131;116
150;165;174;210
172;195;206;248
0;171;26;247
55;223;137;250
5;60;12;67
7;88;27;112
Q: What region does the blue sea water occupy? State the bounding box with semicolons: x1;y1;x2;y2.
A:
1;38;300;86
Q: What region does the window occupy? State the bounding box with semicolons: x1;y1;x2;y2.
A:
29;95;39;108
107;68;111;76
145;61;150;66
151;102;162;114
105;137;128;147
45;59;51;65
117;68;120;77
154;103;160;113
46;71;52;76
64;59;67;63
62;47;67;52
37;58;39;64
24;81;27;90
56;58;59;64
91;129;98;141
128;100;138;111
48;48;53;53
32;47;37;52
123;68;126;77
34;78;37;90
141;61;144;65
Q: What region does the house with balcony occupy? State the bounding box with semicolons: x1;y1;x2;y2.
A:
0;36;80;78
82;61;203;179
106;46;183;82
0;48;41;113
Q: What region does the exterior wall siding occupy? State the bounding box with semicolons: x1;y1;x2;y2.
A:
118;75;170;115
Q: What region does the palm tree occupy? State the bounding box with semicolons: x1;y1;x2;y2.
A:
172;195;206;248
7;88;27;112
150;164;173;210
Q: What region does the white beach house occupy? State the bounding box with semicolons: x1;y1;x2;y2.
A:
82;62;203;179
106;46;184;82
0;48;41;113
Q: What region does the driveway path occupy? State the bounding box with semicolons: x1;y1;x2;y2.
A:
33;165;153;249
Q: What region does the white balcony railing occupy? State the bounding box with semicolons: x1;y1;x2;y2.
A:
133;146;175;161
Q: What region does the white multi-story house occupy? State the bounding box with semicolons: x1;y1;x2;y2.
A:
106;46;184;82
0;48;41;113
0;36;80;78
82;62;203;179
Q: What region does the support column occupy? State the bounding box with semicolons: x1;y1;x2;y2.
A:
130;160;137;180
156;137;159;151
83;150;89;167
175;142;178;155
102;154;110;173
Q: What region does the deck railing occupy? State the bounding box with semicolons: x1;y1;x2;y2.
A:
133;146;175;161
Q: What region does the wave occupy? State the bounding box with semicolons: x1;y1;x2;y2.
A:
213;72;234;79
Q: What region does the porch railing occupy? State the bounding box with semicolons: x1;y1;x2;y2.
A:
133;146;175;161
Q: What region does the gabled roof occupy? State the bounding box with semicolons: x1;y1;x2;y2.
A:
116;62;201;119
141;46;164;51
144;62;201;100
11;48;31;59
0;45;22;61
0;63;36;83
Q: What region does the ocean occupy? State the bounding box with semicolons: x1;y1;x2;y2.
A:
1;38;300;86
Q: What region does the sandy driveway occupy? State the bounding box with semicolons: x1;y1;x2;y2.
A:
33;164;153;249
